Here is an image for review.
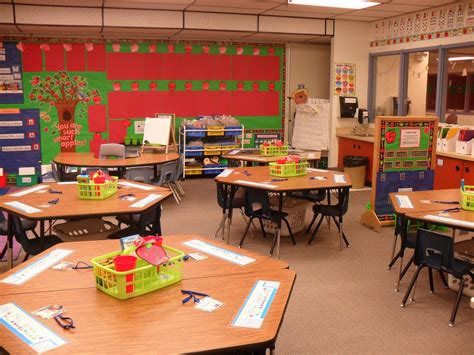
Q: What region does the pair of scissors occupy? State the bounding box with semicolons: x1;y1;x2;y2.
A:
54;314;75;330
181;290;209;304
440;207;461;214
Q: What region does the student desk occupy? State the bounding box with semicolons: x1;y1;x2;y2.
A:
0;181;172;269
215;166;352;258
0;235;288;297
53;152;180;181
389;189;461;216
222;148;321;166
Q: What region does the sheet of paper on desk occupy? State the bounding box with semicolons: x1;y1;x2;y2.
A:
0;303;67;353
119;181;155;190
9;185;48;196
4;201;42;214
183;239;256;265
424;215;474;229
227;150;240;155
130;194;162;208
57;181;77;185
234;180;277;189
232;280;280;329
217;169;233;178
334;174;346;183
1;249;73;285
307;168;328;173
395;195;414;209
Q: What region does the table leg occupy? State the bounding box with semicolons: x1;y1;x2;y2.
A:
225;186;236;245
7;213;13;269
39;221;45;251
275;193;284;259
220;184;229;241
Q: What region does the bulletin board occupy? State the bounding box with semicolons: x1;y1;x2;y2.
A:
0;40;285;166
361;116;438;232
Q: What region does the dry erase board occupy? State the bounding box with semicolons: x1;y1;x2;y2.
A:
142;116;172;146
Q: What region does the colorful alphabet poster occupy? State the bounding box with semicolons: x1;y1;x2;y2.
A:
334;63;355;96
0;40;285;164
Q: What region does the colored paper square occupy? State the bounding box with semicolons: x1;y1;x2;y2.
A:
45;44;64;71
87;44;106;71
22;43;43;72
88;105;107;132
66;43;86;71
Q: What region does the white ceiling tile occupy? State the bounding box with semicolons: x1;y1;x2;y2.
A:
263;10;343;18
172;29;251;40
334;14;383;21
348;9;405;17
186;5;264;14
389;0;456;5
270;4;350;15
0;24;20;34
18;25;102;35
192;0;282;10
102;27;180;37
104;0;191;10
368;3;431;12
247;32;319;41
14;0;103;7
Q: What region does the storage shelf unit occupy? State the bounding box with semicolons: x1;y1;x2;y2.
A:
179;125;244;177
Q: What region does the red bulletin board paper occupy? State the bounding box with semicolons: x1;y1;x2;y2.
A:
66;43;86;71
45;44;65;71
231;91;279;116
108;120;127;143
90;139;106;156
87;43;105;72
22;43;43;72
88;105;107;132
232;55;280;81
107;53;146;80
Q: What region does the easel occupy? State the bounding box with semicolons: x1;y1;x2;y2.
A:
142;113;177;154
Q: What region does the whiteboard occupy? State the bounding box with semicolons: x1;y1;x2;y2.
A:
142;116;172;145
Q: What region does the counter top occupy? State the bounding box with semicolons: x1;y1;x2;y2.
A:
436;150;474;162
336;132;375;143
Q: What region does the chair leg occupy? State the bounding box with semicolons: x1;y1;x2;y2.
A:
214;213;227;239
282;218;296;246
400;254;414;280
449;278;466;327
0;242;7;260
175;181;185;196
308;214;324;245
439;270;449;289
239;217;254;248
395;254;405;292
31;229;40;239
428;268;435;294
258;218;267;239
22;253;29;262
305;213;317;234
166;183;181;204
388;250;402;271
401;265;423;307
388;234;399;269
239;209;254;238
269;229;278;256
331;216;349;249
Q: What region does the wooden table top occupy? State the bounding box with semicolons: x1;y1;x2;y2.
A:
53;152;179;168
215;166;351;192
405;209;474;231
0;269;296;354
0;235;288;296
389;189;461;215
0;180;172;220
222;149;321;163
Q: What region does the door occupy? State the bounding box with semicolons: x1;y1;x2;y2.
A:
434;156;463;189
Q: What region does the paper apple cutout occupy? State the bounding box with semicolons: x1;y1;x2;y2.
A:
30;76;40;85
268;47;275;55
63;43;72;52
131;82;139;91
237;82;244;91
275;140;283;147
130;43;139;52
112;43;121;52
219;46;227;54
202;45;210;54
277;158;286;164
122;119;132;128
236;46;244;55
167;44;175;53
202;81;210;91
113;82;121;91
93;96;101;104
168;81;176;91
219;81;227;91
262;142;269;146
148;43;157;53
185;44;192;53
253;47;260;55
85;42;94;52
268;82;275;91
93;133;102;141
149;81;157;91
385;130;396;144
252;82;259;91
16;42;25;52
185;81;193;91
40;43;50;51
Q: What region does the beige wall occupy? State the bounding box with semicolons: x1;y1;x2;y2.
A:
286;42;331;141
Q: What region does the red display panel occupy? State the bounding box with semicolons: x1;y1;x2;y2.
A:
66;43;86;71
22;43;43;72
88;105;107;132
45;44;64;72
87;44;106;72
108;120;127;143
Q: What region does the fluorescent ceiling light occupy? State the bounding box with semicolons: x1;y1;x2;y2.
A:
448;56;474;61
288;0;380;9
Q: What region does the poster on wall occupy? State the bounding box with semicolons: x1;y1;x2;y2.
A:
334;63;356;96
0;42;23;104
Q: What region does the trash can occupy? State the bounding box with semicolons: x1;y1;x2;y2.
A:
343;156;367;189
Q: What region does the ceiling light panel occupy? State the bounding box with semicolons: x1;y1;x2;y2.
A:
288;0;380;10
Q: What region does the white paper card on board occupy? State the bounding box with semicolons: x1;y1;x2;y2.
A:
130;194;162;208
119;181;155;190
4;201;42;214
307;168;328;173
395;195;414;209
232;280;280;329
10;185;47;197
334;174;346;183
194;297;224;312
217;169;233;178
183;239;255;265
0;303;67;353
18;167;35;176
234;180;277;189
0;168;3;175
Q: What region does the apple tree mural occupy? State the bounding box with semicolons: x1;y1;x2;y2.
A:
29;70;100;152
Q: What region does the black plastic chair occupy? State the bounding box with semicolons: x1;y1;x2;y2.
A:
11;215;63;261
239;188;295;256
401;229;474;327
116;206;162;237
306;187;350;250
0;213;39;260
291;189;326;204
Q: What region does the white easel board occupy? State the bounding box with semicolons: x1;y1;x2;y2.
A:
143;116;172;146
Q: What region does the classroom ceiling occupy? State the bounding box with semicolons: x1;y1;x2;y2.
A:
0;0;459;42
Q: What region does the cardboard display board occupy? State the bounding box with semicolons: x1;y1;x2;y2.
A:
361;116;438;232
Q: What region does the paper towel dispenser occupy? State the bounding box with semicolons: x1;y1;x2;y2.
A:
339;96;358;118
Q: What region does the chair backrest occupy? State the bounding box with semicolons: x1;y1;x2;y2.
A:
337;187;350;215
414;229;454;271
11;215;35;255
99;144;125;159
177;155;184;179
216;183;225;209
156;161;178;185
244;188;273;218
125;167;153;184
51;161;60;182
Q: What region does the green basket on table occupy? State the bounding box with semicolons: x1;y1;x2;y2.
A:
77;176;118;200
260;144;289;156
269;161;308;177
461;186;474;211
91;245;185;300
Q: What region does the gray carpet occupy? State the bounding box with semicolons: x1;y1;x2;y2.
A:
2;178;473;353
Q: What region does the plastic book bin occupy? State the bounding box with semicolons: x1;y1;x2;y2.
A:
260;144;289;157
461;186;474;211
77;177;118;200
269;161;308;177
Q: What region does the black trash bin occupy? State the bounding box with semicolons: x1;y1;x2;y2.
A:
343;156;368;189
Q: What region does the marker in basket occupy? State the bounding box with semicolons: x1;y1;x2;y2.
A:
461;178;465;192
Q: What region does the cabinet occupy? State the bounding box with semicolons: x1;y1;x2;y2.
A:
179;125;244;177
337;137;374;183
434;156;474;189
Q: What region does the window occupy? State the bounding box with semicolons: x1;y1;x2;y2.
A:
445;47;474;114
374;54;400;116
407;51;437;116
